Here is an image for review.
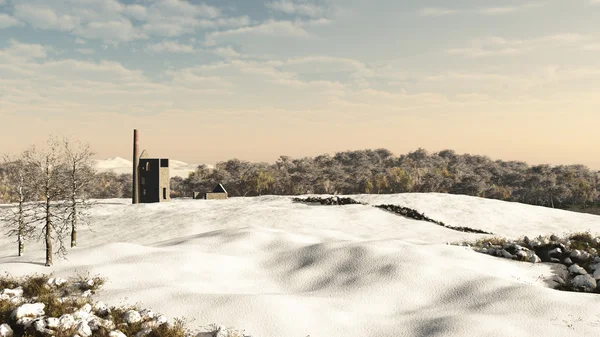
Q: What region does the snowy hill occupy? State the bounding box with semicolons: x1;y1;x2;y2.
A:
1;194;599;337
92;157;213;178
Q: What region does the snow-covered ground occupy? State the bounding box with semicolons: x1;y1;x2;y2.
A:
1;193;599;337
92;157;212;178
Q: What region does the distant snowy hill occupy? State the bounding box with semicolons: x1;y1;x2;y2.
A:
92;157;213;178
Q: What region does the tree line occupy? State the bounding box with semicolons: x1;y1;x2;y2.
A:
175;148;600;209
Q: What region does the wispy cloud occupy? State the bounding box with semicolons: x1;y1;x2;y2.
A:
76;48;95;55
204;19;313;46
265;0;327;18
0;13;20;29
420;2;546;17
447;34;593;58
146;41;195;54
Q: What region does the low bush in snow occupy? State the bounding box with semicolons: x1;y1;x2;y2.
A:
0;273;251;337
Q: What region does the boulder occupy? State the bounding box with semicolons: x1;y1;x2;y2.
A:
108;331;127;337
563;257;573;265
0;324;14;337
123;310;142;324
1;287;23;298
93;301;110;316
155;314;168;325
593;269;600;282
46;317;60;329
11;303;45;320
590;262;600;272
139;309;155;320
75;321;92;337
568;264;587;276
570;250;591;263
571;274;597;292
58;314;76;330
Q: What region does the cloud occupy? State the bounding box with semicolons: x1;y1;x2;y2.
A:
0;13;20;29
122;4;147;21
447;34;593;58
211;47;241;59
265;0;326;18
419;7;458;17
204;19;312;46
76;48;95;55
13;4;79;31
77;19;146;43
146;41;195;54
419;2;546;17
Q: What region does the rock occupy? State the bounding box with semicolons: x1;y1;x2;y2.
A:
123;310;142;324
571;274;597;292
549;247;562;256
590;263;600;272
1;287;24;298
501;249;514;259
592;268;600;281
46;317;60;329
81;290;92;298
570;250;591;263
554;276;566;285
135;328;152;337
568;264;587;276
108;331;127;337
155;314;168;325
58;314;76;330
73;308;91;321
93;301;109;316
593;237;600;245
530;254;541;263
139;309;155;320
11;303;45;320
47;278;67;287
33;318;56;335
75;321;92;337
81;303;92;313
550;234;559;241
0;324;13;337
16;317;33;327
141;321;158;330
563;257;573;265
589;248;597;255
593;256;600;264
550;258;561;263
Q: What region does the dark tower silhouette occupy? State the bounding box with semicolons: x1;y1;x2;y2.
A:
132;129;139;204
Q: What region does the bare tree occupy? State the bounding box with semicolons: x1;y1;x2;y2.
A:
62;138;96;248
23;137;67;267
1;154;38;256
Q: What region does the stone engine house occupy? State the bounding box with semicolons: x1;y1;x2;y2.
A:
139;158;170;203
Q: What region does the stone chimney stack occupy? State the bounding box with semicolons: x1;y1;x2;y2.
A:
132;129;139;204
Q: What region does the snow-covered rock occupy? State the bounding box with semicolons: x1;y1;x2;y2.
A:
81;290;92;298
154;314;168;325
108;331;127;337
571;274;597;292
47;278;67;287
1;287;23;298
11;303;45;320
123;310;142;324
75;321;92;337
58;314;76;330
93;301;109;316
46;317;60;329
568;264;587;276
139;308;155;320
0;324;13;337
33;318;55;335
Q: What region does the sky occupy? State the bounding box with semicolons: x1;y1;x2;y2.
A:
0;0;599;169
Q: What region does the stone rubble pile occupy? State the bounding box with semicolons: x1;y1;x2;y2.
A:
0;277;251;337
466;235;600;293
